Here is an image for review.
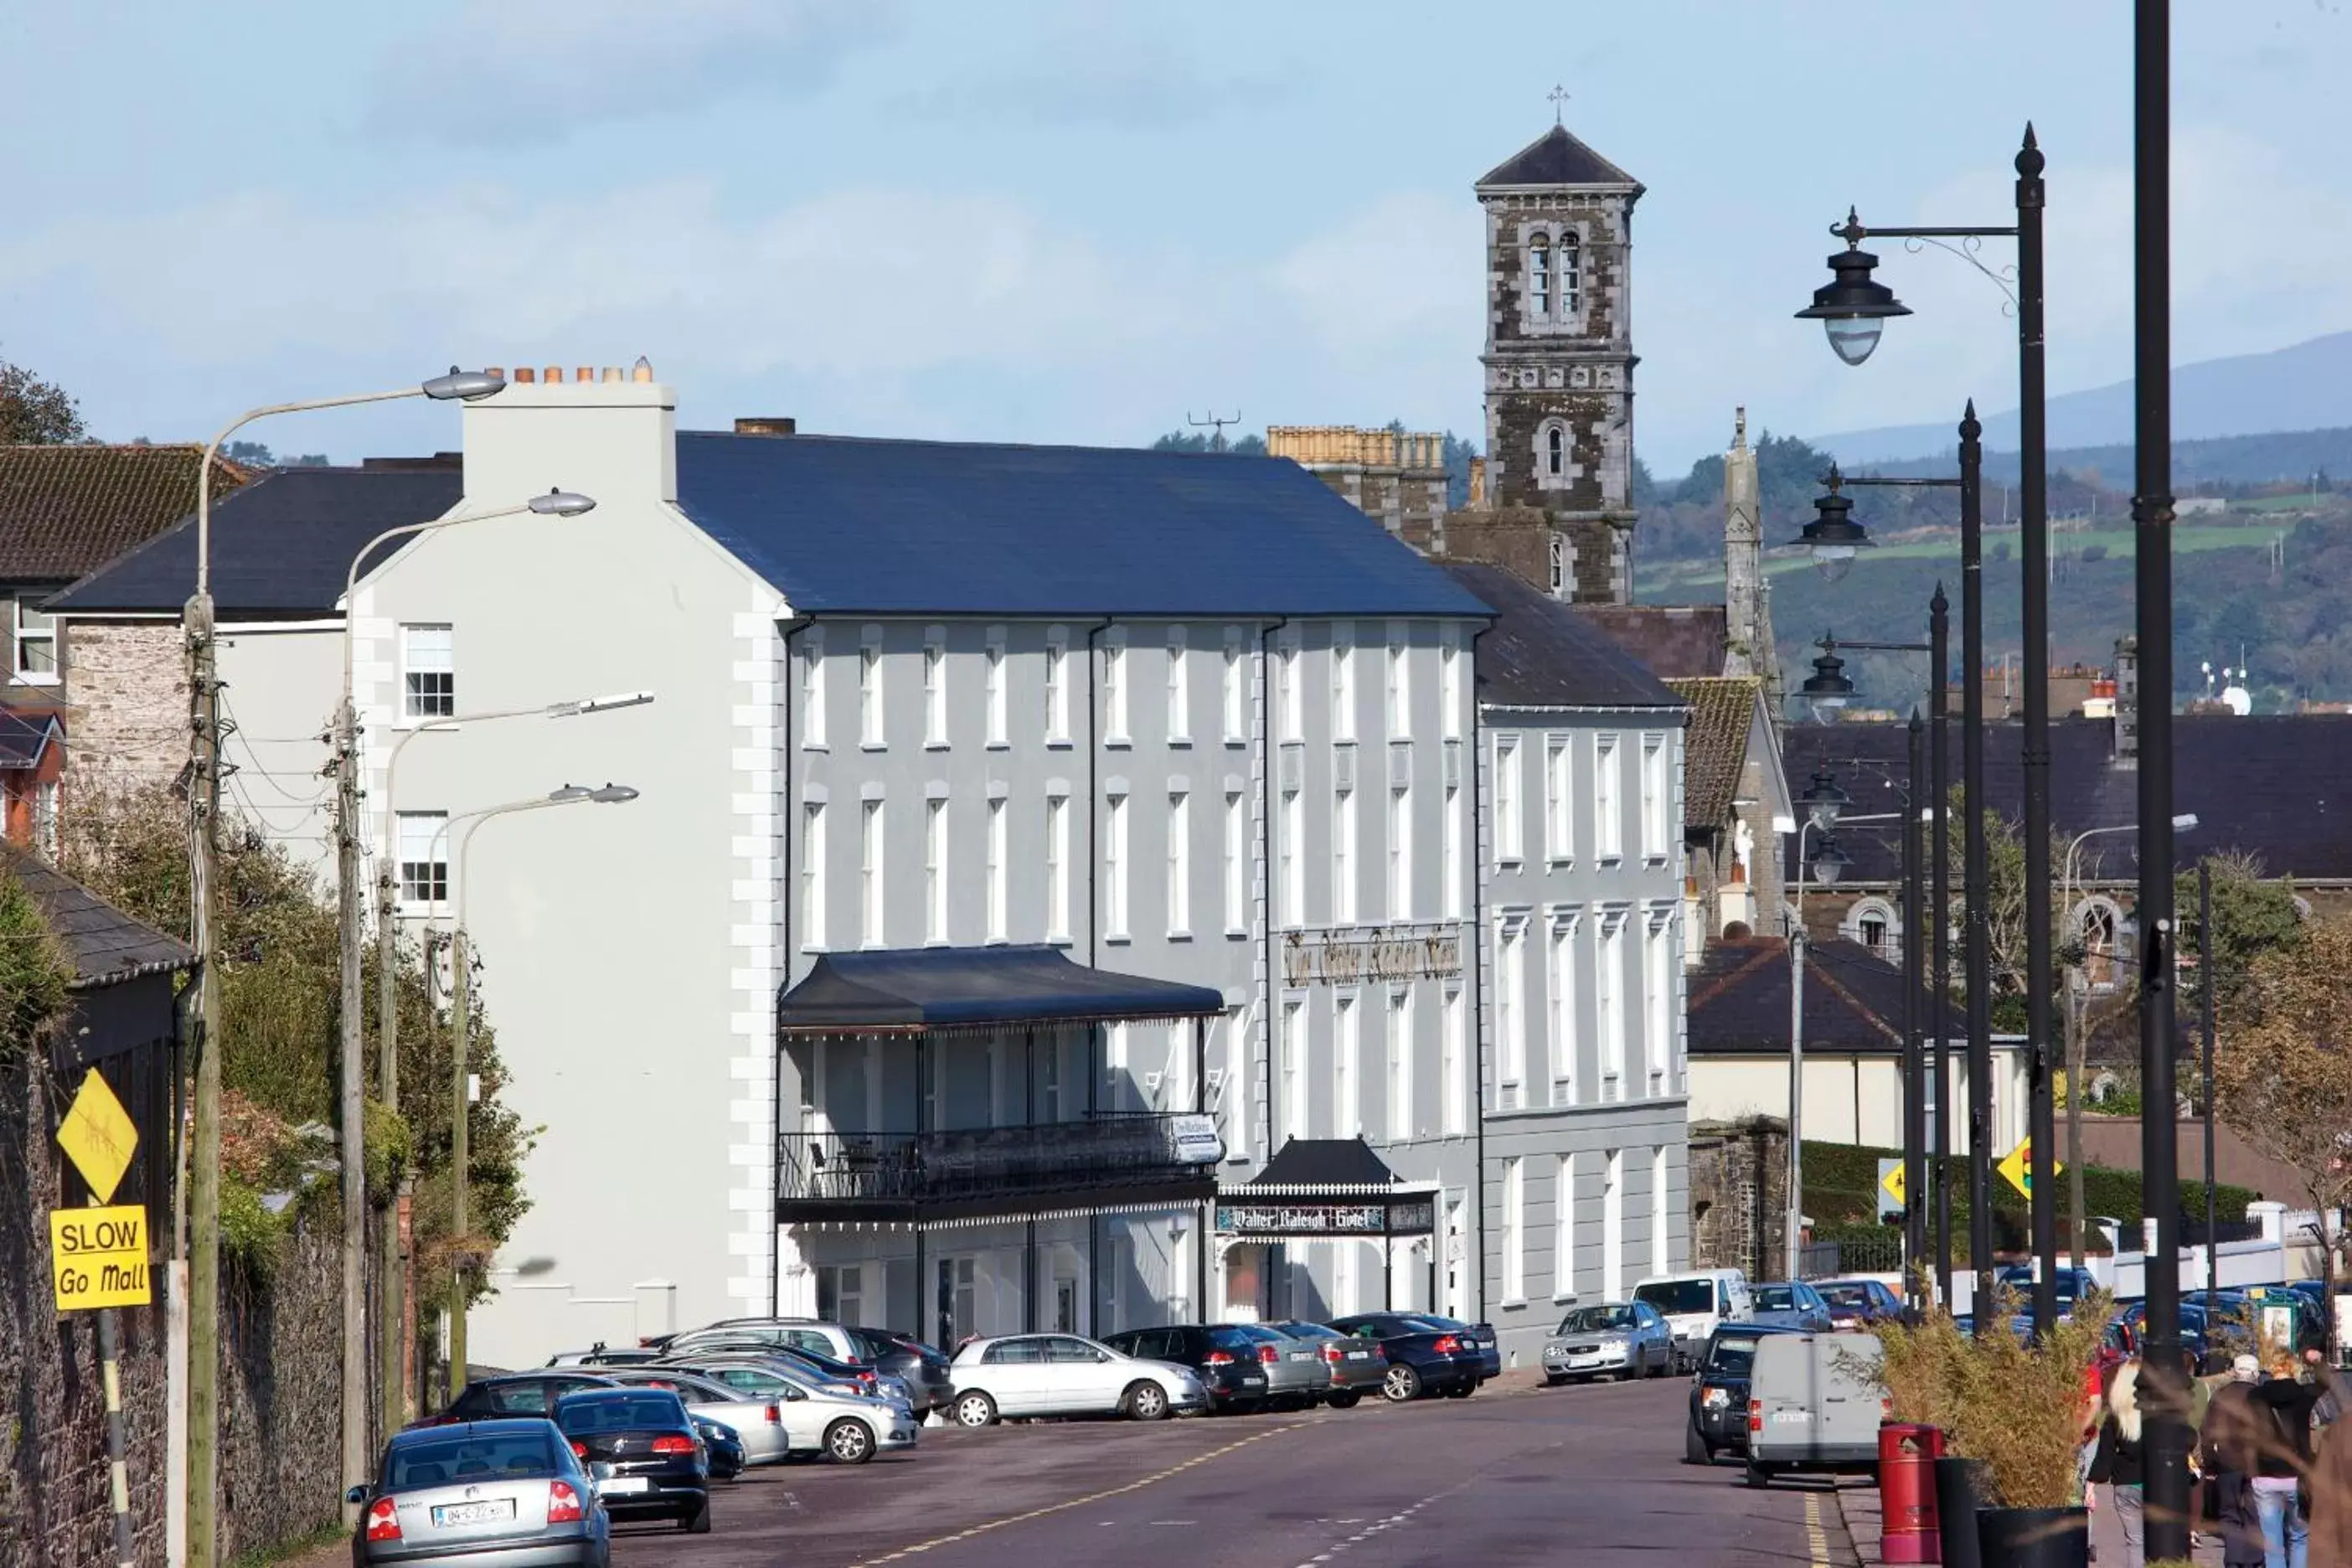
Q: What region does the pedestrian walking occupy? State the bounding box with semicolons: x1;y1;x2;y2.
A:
2248;1349;2332;1568
2090;1356;2148;1568
2200;1353;2269;1568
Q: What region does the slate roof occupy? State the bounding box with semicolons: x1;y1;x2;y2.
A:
675;434;1494;618
1580;604;1727;680
1244;1137;1405;1192
1687;936;1926;1057
2;847;193;989
0;708;61;770
46;459;464;619
1668;677;1763;831
1781;715;2352;883
774;946;1225;1034
1442;563;1683;710
1476;124;1640;190
0;444;252;583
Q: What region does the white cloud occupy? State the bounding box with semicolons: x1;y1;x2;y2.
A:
363;0;895;144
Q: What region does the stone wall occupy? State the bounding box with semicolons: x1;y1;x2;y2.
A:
1433;505;1550;594
1687;1117;1787;1280
0;1050;364;1568
62;622;185;787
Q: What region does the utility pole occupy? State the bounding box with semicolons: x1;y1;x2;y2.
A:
183;593;222;1568
335;701;368;1506
448;924;471;1401
377;850;403;1439
1961;403;1996;1318
1786;925;1806;1282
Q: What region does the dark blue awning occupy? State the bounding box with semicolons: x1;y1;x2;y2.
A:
776;946;1225;1036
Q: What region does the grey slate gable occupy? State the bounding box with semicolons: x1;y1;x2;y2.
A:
1442;562;1684;711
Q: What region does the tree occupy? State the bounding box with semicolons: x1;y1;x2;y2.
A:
1149;428;1264;455
2213;913;2352;1327
0;356;85;444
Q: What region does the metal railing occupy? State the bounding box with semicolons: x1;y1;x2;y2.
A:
1799;1235;1906;1279
776;1113;1203;1208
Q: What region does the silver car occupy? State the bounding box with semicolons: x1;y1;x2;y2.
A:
350;1419;608;1568
593;1368;792;1467
948;1333;1208;1426
1542;1301;1675;1384
669;1356;918;1463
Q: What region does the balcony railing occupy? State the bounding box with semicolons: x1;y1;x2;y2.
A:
776;1113;1212;1220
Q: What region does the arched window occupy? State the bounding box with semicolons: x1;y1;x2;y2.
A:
2071;896;2127;990
1529;234;1550;317
1559;231;1581;315
1840;896;1900;961
1546;426;1565;476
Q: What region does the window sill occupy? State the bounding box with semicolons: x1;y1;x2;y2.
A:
1046;932;1073;947
1167;930;1194;943
1169;735;1192;749
1597;854;1623;868
1497;856;1524;870
861;741;888;753
1046;736;1073;750
11;673;59;688
1104;932;1132;946
1105;736;1132;750
1547;856;1576;870
802;741;829;753
925;740;950;751
1225;926;1250;941
1499;1297;1529;1312
984;935;1010;946
1552;1290;1580;1305
1225;736;1248;748
986;740;1010;751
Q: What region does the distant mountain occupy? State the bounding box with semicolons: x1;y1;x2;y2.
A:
1863;425;2352;493
1813;331;2352;465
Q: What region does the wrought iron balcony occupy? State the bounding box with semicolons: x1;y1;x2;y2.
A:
776;1112;1218;1224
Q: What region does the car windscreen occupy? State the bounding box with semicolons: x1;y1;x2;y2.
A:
1635;1280;1716;1315
555;1394;688;1431
1556;1306;1636;1333
1751;1287;1798;1312
1209;1327;1266;1351
1271;1322;1338;1341
1818;1285;1872;1308
388;1431;562;1489
1705;1335;1766;1377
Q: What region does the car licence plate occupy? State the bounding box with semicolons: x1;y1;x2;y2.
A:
1345;1350;1369;1360
601;1478;651;1494
1289;1352;1315;1362
1772;1411;1809;1424
1240;1375;1266;1385
432;1500;516;1527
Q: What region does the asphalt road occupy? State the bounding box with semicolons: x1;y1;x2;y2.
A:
614;1377;1859;1568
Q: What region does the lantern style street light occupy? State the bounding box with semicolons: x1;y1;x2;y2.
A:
1787;467;1877;582
1794;232;1915;366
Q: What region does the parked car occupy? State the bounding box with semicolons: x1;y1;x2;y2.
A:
1634;1270;1754;1372
1541;1301;1674;1384
658;1333;913;1407
946;1333;1208;1426
1326;1313;1483;1402
1994;1265;2100;1318
1742;1332;1885;1488
414;1372;620;1427
1815;1278;1905;1331
1411;1313;1502;1382
551;1389;710;1532
690;1416;744;1481
1746;1282;1834;1333
590;1368;791;1466
660;1319;951;1415
351;1419;608;1568
1101;1323;1313;1412
1684;1323;1806;1465
657;1351;869;1402
1260;1320;1389;1408
652;1357;916;1462
547;1346;660;1369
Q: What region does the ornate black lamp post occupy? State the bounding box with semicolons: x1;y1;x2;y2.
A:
1797;132;2058;1337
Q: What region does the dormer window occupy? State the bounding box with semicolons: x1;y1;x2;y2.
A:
1560;231;1581;315
1529;233;1550;317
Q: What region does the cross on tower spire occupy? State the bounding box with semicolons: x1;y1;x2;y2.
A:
1548;84;1568;126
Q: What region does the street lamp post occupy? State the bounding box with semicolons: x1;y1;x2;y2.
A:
1798;130;2055;1332
368;691;647;1438
182;368;502;1567
434;784;638;1397
333;487;593;1467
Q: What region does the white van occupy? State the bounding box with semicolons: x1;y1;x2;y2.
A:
1632;1270;1754;1372
1742;1332;1885;1487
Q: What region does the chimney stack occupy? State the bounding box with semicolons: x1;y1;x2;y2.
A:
735;417;797;436
2112;635;2139;766
463;353;676;505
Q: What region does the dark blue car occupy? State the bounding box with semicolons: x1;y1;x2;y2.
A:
1410;1313;1502;1382
1328;1313;1487;1402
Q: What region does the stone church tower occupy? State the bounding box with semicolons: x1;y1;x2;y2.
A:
1476;122;1643;604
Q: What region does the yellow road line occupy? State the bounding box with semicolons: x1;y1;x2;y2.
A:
1804;1493;1834;1567
850;1421;1306;1566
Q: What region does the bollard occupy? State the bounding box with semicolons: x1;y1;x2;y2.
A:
1879;1422;1945;1563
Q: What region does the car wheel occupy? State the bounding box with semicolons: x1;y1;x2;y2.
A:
953;1391;998;1428
1444;1380;1473;1399
678;1499;712;1533
1326;1390;1360;1410
1543;1372;1565;1387
1744;1462;1772;1489
824;1418;876;1465
1684;1419;1715;1466
1123;1380;1171;1421
1381;1364;1421;1403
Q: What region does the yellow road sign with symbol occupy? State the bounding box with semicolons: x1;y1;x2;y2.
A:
49;1204;152;1310
1880;1160;1906;1210
57;1069;137;1204
1997;1137;2061;1200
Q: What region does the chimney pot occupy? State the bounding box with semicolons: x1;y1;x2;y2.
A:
601;367;621;384
544;366;564;384
485;367;504;379
735;417;797;436
576;366;592;384
632;356;653;383
513;367;536;383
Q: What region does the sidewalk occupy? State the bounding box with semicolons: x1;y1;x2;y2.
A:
1837;1478;2225;1565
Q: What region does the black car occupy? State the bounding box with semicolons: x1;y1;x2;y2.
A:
689;1416;744;1481
842;1327;955;1416
1685;1323;1804;1465
417;1372;620;1427
1410;1313;1502;1383
553;1389;710;1534
1101;1324;1278;1413
1328;1313;1483;1402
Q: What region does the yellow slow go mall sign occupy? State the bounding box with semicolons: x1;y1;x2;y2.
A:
50;1204;152;1310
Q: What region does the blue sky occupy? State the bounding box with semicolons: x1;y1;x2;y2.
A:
2;0;2343;475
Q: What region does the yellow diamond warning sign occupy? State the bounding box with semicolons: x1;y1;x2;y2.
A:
50;1204;152;1311
1997;1137;2062;1201
56;1069;137;1204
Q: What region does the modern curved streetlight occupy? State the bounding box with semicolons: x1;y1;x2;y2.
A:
432;782;639;1398
181;366;507;1555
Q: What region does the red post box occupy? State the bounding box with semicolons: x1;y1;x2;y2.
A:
1879;1422;1945;1564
